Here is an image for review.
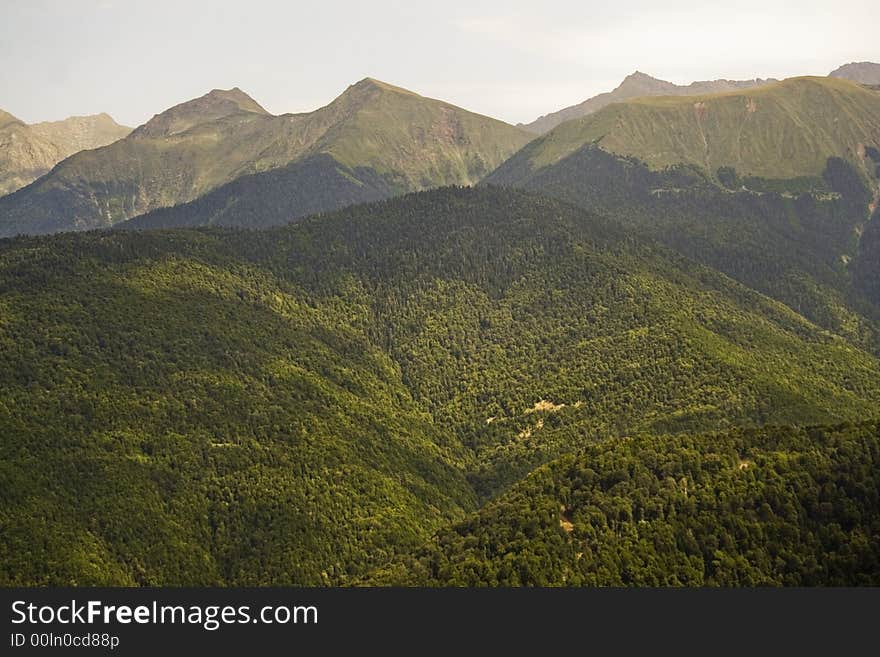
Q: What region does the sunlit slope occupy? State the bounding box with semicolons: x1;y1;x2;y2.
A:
0;110;130;197
519;77;880;185
0;80;531;236
523;71;774;135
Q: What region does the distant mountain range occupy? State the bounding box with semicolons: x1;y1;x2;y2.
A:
0;79;530;236
500;77;880;188
4;187;880;585
520;62;880;135
0;111;130;196
520;72;777;134
830;61;880;85
2;62;878;238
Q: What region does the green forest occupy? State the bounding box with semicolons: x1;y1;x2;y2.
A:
1;186;879;585
2;6;880;594
487;147;880;352
372;422;880;586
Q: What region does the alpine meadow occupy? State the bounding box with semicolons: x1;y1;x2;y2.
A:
1;2;879;591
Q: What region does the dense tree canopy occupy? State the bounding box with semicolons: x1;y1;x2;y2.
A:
1;186;878;585
371;422;880;586
487;147;880;353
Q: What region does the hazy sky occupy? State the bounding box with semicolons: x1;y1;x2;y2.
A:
2;0;878;127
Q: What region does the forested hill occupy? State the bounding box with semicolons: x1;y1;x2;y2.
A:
486;79;880;355
0;110;130;197
370;421;880;586
2;186;880;585
487;145;880;353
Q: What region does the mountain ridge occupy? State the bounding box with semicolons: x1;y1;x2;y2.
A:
0;110;24;129
0;110;130;197
0;79;531;236
520;71;777;134
830;61;880;85
30;112;132;153
508;76;880;185
131;87;269;139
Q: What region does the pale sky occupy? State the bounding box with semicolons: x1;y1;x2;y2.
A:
1;0;877;127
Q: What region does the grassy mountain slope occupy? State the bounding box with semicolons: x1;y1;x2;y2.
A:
321;79;531;188
0;110;130;197
522;71;775;135
3;187;880;584
0;89;302;236
518;77;880;187
0;80;531;236
371;421;880;586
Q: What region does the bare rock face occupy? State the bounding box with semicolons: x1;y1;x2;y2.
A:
830;62;880;86
0;110;131;197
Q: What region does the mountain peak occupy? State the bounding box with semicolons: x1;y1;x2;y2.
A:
354;76;384;87
326;78;424;116
349;77;421;97
0;109;24;129
616;71;676;94
33;112;128;128
522;70;778;134
626;71;658;81
829;61;880;85
202;87;265;108
133;87;269;138
1;109;132;197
